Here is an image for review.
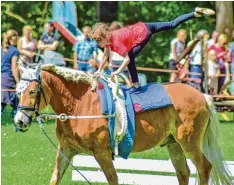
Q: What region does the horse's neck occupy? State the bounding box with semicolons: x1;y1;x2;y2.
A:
42;71;101;115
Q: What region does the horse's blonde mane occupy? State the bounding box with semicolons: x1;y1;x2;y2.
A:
41;64;94;85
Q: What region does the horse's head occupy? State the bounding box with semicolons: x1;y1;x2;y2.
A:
14;64;49;130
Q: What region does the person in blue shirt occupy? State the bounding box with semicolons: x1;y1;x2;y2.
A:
1;29;20;118
37;22;60;52
73;26;98;72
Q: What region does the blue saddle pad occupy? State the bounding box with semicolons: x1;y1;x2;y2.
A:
97;80;135;159
97;81;172;159
130;83;173;113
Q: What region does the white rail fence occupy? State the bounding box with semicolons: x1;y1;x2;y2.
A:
72;155;234;185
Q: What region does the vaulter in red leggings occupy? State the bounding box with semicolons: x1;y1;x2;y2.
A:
91;7;215;92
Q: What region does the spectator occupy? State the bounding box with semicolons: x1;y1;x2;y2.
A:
228;30;234;79
207;50;220;95
73;26;98;72
207;30;219;48
37;22;60;52
17;25;37;68
228;30;234;95
188;29;209;90
168;29;187;82
1;29;20;118
209;34;229;93
110;21;122;31
38;22;66;66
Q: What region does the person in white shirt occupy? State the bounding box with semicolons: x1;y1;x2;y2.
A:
17;25;37;68
207;30;219;48
168;29;187;82
188;29;209;90
207;49;220;94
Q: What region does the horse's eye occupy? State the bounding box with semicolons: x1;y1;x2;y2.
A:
29;90;35;95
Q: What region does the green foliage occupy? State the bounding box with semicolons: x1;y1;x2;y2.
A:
1;1;218;82
1;2;52;38
118;1;216;82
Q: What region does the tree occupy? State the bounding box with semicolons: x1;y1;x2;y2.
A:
216;1;233;41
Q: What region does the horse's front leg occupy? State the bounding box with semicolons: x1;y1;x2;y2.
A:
94;150;118;185
49;145;75;185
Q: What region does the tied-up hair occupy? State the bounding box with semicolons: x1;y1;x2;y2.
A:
90;23;110;42
3;29;18;49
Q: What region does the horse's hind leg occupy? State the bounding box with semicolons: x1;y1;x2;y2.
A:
176;116;212;185
166;140;190;185
49;145;75;185
181;144;211;185
93;150;118;185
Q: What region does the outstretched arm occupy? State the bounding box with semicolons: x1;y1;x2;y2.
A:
94;47;110;76
111;53;129;77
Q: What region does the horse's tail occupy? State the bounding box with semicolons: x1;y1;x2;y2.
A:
203;94;233;185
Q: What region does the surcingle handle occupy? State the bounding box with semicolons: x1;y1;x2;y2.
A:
114;75;120;97
115;137;119;156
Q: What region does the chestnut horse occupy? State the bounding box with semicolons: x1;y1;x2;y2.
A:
14;65;233;185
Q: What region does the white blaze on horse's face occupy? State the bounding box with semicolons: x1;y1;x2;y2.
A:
14;64;41;129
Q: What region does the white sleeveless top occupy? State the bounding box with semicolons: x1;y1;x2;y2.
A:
20;37;37;63
169;38;185;60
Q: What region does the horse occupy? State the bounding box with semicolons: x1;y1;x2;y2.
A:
14;64;233;185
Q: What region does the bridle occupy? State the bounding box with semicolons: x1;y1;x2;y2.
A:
16;74;92;184
17;75;47;121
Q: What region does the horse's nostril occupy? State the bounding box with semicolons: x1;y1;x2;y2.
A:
19;121;24;127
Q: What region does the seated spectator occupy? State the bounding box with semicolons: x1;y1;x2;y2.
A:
1;30;20;118
37;22;60;52
188;29;209;91
209;34;229;93
207;30;219;48
17;25;37;68
168;29;187;82
207;50;220;95
73;26;98;72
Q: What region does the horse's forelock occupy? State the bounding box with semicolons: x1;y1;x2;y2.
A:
16;68;37;94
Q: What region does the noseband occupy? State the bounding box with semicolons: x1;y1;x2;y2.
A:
17;75;47;120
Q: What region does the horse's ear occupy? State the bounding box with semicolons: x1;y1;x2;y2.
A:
35;64;41;77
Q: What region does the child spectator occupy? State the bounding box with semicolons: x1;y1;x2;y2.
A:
207;50;220;95
207;30;219;48
209;34;229;93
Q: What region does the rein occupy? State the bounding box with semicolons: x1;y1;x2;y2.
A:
17;74;120;185
17;75;94;185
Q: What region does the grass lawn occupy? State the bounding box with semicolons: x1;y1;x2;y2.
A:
1;106;234;185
